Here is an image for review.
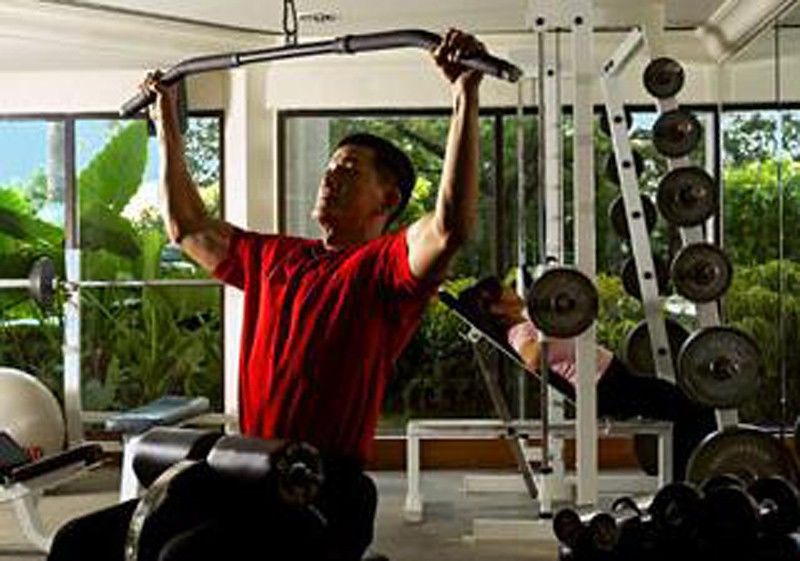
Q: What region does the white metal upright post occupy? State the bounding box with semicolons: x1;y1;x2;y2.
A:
571;1;597;507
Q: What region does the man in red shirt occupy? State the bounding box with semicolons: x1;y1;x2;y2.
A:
49;29;485;561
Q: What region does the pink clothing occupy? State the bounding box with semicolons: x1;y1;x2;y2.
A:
507;321;613;386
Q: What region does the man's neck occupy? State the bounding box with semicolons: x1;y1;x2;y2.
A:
320;224;385;250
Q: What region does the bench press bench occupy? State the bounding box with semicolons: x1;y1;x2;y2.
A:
403;417;673;523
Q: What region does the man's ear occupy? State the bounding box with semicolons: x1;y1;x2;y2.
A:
382;187;402;214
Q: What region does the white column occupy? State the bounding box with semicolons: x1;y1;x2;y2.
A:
222;67;273;432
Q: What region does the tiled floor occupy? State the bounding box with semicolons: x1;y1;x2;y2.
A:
0;466;567;561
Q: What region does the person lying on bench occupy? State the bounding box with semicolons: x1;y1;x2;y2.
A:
461;276;716;481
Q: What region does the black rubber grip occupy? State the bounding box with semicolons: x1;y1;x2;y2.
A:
6;444;103;484
343;30;522;82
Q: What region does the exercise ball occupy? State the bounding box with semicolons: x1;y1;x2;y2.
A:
0;367;65;456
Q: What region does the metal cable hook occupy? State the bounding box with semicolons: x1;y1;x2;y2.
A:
283;0;298;45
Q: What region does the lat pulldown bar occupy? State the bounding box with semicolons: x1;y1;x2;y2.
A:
120;29;523;117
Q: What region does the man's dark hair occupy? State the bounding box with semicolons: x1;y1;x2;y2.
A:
335;133;416;226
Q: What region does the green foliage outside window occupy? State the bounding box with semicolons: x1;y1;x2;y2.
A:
0;118;223;411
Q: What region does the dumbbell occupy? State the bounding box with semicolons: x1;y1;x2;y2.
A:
755;532;800;561
702;476;800;547
553;508;616;561
700;473;747;495
554;483;703;561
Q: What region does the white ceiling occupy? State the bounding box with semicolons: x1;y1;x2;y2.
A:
74;0;727;33
0;0;795;72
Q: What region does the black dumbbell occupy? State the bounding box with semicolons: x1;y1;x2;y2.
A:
755;532;800;561
703;476;800;546
553;508;617;561
589;484;702;561
700;473;747;495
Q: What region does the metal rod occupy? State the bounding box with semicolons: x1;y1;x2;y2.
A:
120;28;523;117
0;277;220;290
67;279;221;289
0;279;32;289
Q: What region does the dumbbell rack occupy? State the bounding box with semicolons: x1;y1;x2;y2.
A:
600;28;738;429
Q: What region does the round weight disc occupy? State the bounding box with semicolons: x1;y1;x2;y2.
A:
643;57;685;99
609;194;657;240
622;317;690;376
671;242;733;303
652;109;702;158
621;254;670;301
686;426;799;489
656;167;717;227
677;326;762;409
526;267;598;338
28;256;55;309
599;108;633;137
605;150;645;185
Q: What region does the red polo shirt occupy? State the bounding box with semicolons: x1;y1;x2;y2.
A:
213;228;433;462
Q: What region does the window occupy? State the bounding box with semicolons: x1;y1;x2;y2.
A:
0;113;224;413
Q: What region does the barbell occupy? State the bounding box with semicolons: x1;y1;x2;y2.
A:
0;257;219;309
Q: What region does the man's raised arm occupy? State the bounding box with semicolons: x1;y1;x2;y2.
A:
145;76;233;273
406;29;484;283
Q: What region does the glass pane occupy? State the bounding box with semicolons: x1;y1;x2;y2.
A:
80;285;222;411
283;114;500;430
77;116;221;281
0;120;65;399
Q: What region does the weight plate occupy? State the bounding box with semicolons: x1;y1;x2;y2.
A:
652;109;702;158
605;150;645;185
599;108;633;137
643;57;685;99
686;426;799;489
656;167;717;227
677;326;762;409
671;242;733;303
620;254;670;301
526;267;598;338
28;256;55;309
622;317;690;376
609;194;657;240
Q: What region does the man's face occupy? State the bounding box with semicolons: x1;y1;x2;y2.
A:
311;144;394;232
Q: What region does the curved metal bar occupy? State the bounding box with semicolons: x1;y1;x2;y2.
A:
120;28;522;117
